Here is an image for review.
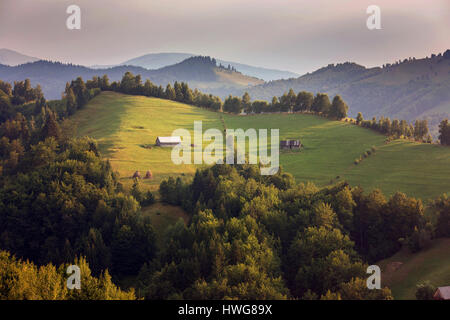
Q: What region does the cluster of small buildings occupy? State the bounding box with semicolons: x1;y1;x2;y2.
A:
280;139;301;149
154;136;302;150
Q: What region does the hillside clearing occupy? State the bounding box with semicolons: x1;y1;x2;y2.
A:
378;238;450;300
73;92;450;200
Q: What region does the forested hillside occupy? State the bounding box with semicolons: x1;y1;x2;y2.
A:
243;51;450;135
0;56;262;100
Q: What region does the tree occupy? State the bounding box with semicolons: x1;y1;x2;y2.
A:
100;74;110;90
0;251;135;300
311;93;331;114
223;95;242;114
286;89;296;112
271;96;279;112
165;84;176;100
415;281;436;300
295;91;314;112
174;81;184;102
131;178;145;204
438;119;450;145
65;87;77;116
332;277;393;300
242;92;251;113
329;95;349;119
356;112;363;125
41;110;61;140
0;89;12;122
433;194;450;237
0;80;12;96
71;77;89;108
414;119;428;141
391;119;400;137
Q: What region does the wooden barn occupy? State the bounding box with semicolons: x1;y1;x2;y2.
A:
434;286;450;300
155;136;181;147
280;139;301;149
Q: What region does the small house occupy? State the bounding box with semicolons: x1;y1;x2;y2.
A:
280;139;301;149
155;136;181;147
434;286;450;300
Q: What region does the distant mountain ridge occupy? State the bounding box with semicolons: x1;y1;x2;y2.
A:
242;51;450;136
0;49;39;66
1;48;449;136
0;56;263;100
93;52;299;81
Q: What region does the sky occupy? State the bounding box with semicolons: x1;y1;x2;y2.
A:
0;0;449;74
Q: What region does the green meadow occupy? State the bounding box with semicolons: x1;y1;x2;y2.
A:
378;238;450;300
73;91;450;200
72;91;222;190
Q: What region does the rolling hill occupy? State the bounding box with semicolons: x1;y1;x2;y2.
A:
243;51;450;136
93;52;299;81
72;91;450;200
0;56;263;100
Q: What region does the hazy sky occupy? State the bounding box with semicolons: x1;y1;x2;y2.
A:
0;0;449;74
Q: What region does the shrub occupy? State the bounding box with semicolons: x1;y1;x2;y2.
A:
415;281;436;300
142;191;156;206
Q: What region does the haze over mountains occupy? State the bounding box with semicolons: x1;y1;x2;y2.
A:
0;54;263;100
0;49;298;82
0;48;39;66
114;53;300;81
242;50;450;135
0;48;449;135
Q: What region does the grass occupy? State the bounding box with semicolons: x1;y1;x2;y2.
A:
73;91;450;200
74;92;450;296
378;238;450;300
72;91;223;190
223;113;450;200
140;203;189;244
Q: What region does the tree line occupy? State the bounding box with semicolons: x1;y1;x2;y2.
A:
0;105;158;282
4;74;450;147
143;163;449;300
223;90;349;119
355;112;440;143
0;252;135;300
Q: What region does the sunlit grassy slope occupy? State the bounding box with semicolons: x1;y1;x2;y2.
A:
73;92;450;200
72;91;222;190
378;238;450;300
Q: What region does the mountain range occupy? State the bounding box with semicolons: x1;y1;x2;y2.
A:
91;52;299;81
241;51;450;136
0;48;449;135
0;55;263;100
0;48;39;66
0;49;298;82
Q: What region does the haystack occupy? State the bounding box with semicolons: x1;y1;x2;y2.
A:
132;171;141;179
144;170;153;179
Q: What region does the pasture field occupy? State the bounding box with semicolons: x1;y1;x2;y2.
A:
378;238;450;300
72;91;222;190
223;113;450;200
73;91;450;200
